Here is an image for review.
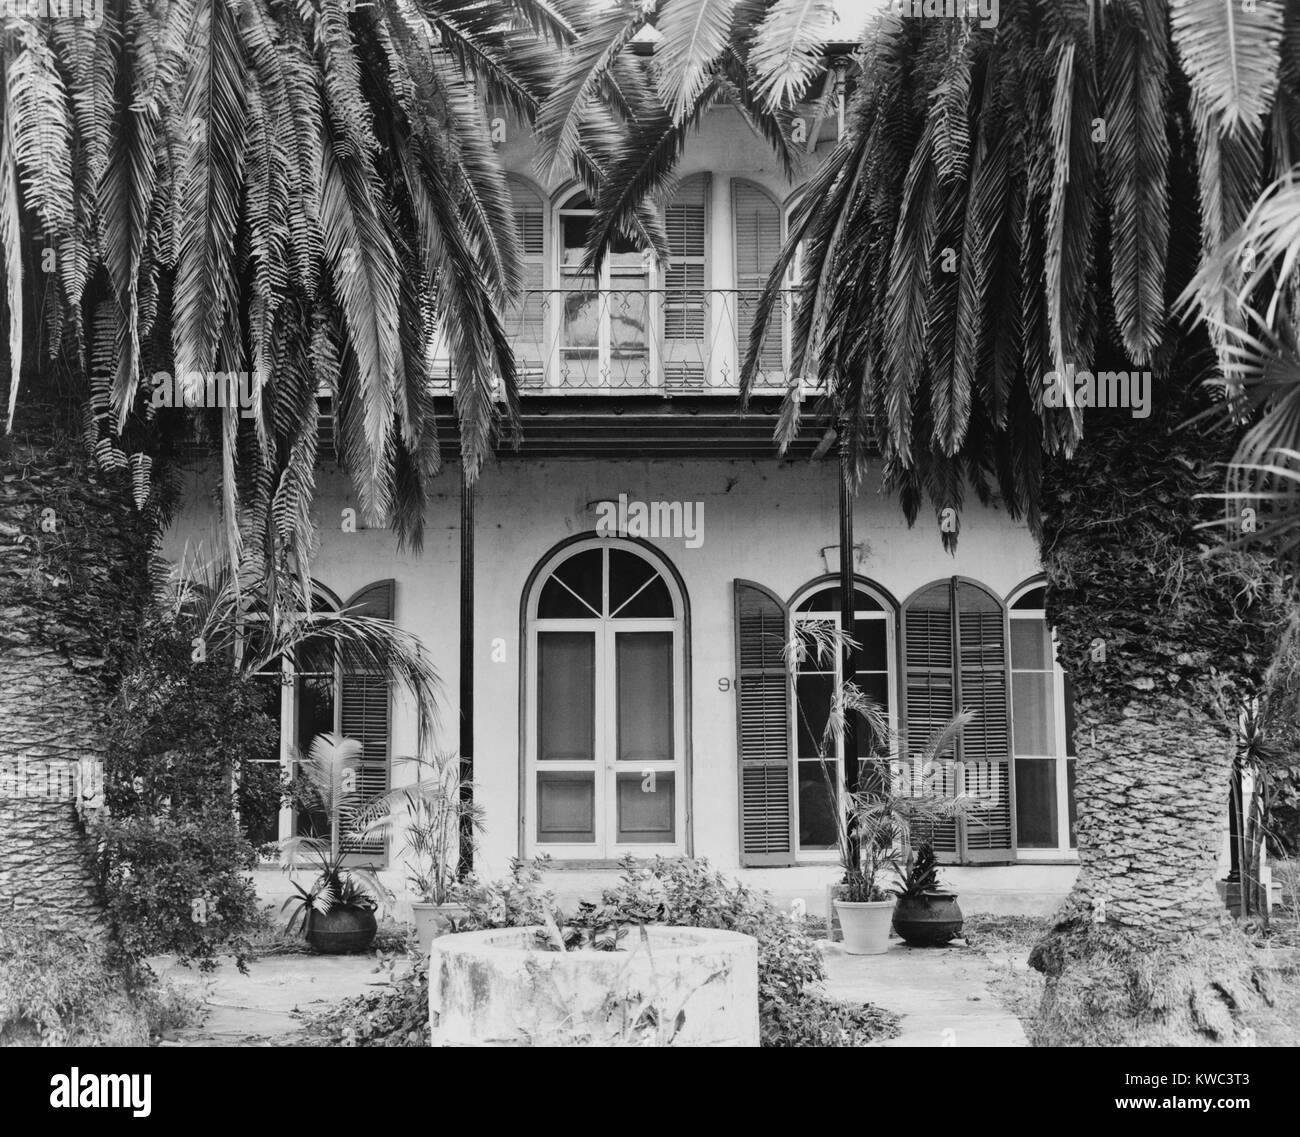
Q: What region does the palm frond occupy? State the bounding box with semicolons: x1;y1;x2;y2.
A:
1170;0;1284;132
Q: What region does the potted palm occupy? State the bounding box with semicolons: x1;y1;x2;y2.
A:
789;620;972;954
356;751;484;953
280;733;391;953
892;842;963;946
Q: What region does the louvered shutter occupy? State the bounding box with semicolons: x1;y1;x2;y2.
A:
663;175;709;390
340;580;394;857
902;579;1014;862
901;582;960;860
954;582;1015;860
732;181;784;382
507;179;546;387
734;579;795;865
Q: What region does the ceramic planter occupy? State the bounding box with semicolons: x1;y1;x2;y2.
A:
306;904;378;954
893;892;963;946
833;899;895;955
411;901;467;954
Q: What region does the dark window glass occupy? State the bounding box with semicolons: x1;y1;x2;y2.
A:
1014;758;1058;848
538;549;602;617
798;761;838;847
1011;585;1048;610
1067;758;1078;848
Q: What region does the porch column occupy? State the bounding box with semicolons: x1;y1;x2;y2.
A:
458;462;475;877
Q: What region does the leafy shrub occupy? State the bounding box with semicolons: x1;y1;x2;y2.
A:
96;814;260;971
96;617;277;967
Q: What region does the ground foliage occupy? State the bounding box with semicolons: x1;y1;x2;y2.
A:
312;856;899;1047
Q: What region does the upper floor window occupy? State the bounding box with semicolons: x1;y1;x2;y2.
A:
733;180;785;380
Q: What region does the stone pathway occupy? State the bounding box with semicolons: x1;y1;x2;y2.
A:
817;938;1028;1047
148;954;392;1046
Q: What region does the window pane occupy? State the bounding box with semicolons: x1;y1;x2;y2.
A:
854;671;889;754
1010;618;1051;669
538;632;595;761
616;772;674;843
538;549;602;618
1067;758;1078;848
609;549;672;617
1011;586;1047;610
796;673;833;758
1012;671;1055;756
537;772;595;843
616;632;672;761
1015;758;1058;848
1063;672;1077;756
858;618;888;671
798;759;838;848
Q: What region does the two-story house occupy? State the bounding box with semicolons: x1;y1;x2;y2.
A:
165;37;1081;915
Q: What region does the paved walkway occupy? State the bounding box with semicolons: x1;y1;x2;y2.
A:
817;939;1028;1047
148;954;389;1046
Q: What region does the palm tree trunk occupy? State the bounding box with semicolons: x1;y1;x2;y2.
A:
1029;689;1269;1045
0;417;152;1041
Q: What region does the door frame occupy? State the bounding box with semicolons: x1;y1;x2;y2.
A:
518;534;693;863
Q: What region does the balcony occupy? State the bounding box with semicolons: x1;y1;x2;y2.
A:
430;289;810;396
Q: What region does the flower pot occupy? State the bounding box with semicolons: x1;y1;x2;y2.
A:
893;892;964;947
411;902;467;954
306;904;378;954
833;899;895;955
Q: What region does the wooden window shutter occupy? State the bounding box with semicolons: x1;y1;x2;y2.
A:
732;180;784;379
664;175;709;389
954;581;1015;860
901;581;960;860
340;580;394;856
901;578;1014;863
733;579;795;866
507;178;546;383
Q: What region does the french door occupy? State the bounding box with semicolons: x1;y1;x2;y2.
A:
525;543;686;859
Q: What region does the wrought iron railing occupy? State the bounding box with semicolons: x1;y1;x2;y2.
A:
430;288;811;394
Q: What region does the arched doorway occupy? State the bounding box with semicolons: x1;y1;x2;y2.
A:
523;538;688;858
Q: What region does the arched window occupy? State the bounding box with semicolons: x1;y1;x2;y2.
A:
556;189;650;388
901;577;1012;862
789;579;897;856
732;180;784;381
249;580;395;857
1008;578;1078;855
505;176;547;383
525;540;687;857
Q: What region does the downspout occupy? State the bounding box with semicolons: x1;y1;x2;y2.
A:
838;437;861;867
458;460;475;878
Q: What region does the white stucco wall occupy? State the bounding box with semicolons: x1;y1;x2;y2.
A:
164;456;1042;878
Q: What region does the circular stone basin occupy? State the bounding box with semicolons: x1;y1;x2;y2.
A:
429;926;759;1047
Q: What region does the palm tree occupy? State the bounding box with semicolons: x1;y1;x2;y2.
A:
719;1;1296;1042
0;0;576;1033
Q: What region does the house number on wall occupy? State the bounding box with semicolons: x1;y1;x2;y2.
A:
717;677;744;692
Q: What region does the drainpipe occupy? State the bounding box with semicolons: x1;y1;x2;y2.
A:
838;438;861;869
458;461;475;878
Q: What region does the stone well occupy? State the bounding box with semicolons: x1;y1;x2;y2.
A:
429;926;759;1046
